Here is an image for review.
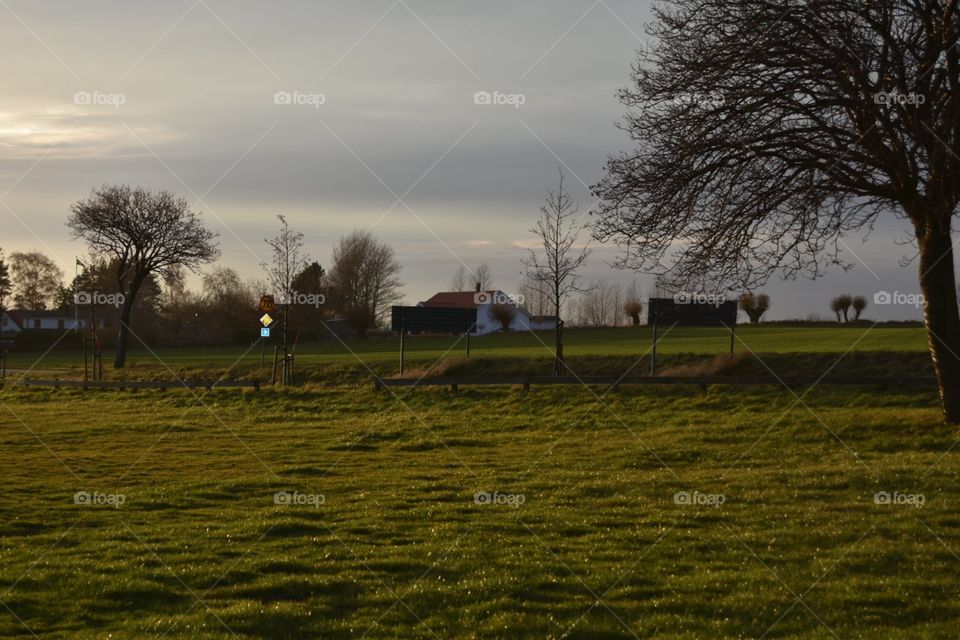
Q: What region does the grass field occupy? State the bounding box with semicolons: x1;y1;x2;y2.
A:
1;324;956;639
2;325;932;377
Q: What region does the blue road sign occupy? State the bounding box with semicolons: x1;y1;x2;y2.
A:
260;327;271;337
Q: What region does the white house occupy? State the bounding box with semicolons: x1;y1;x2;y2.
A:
1;310;104;337
418;288;557;336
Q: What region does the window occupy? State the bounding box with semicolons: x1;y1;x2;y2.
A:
33;319;40;329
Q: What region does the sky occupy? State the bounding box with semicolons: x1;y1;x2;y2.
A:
0;0;936;321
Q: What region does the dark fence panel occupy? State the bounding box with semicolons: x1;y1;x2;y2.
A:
391;306;477;334
647;298;738;327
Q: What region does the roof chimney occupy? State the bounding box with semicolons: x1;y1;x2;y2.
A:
475;282;481;292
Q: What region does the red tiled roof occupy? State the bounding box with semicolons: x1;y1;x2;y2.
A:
420;291;487;309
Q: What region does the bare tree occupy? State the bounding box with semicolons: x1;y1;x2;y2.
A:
474;263;492;291
0;249;11;314
838;294;853;323
8;252;63;311
328;229;403;331
578;279;622;327
592;1;960;421
490;303;516;332
518;273;551;317
624;279;643;326
739;292;771;324
450;265;468;292
830;296;852;324
852;295;868;321
263;215;309;358
522;169;591;374
68;186;218;367
202;266;256;341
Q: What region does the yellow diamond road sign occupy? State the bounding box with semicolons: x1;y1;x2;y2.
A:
260;313;273;327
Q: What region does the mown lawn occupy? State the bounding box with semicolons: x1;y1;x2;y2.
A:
0;382;956;638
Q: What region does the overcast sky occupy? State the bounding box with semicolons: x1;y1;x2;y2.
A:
0;0;935;321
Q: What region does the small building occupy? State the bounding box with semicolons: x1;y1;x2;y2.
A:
419;287;557;336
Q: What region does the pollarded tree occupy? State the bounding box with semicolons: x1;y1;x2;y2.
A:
853;295;868;321
830;297;846;323
68;185;219;368
837;294;853;323
739;292;771;324
490;303;516;332
593;0;960;422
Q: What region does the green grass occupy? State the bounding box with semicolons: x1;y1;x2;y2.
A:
0;381;957;639
3;325;931;377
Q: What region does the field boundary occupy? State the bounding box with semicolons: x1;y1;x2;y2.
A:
376;375;938;391
1;379;261;390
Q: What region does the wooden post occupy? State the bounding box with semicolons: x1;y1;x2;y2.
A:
399;329;405;376
729;323;736;354
650;319;658;376
466;328;471;359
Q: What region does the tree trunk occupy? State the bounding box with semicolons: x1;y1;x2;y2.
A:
917;215;960;424
114;277;143;369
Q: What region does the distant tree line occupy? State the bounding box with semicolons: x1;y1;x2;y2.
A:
0;185;403;367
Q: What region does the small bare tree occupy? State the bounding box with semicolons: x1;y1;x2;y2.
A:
474;263;492;291
68;185;219;367
450;265;467;292
522;169;591;374
624;299;643;326
624;280;643;326
263;215;309;356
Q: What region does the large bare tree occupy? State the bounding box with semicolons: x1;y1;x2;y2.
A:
68;185;219;368
8;252;62;311
327;229;403;331
523;169;591;374
593;0;960;422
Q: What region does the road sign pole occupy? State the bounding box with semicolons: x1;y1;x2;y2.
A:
400;329;405;376
730;323;735;354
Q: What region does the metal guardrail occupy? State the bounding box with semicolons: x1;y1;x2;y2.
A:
375;375;938;391
2;379;260;390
